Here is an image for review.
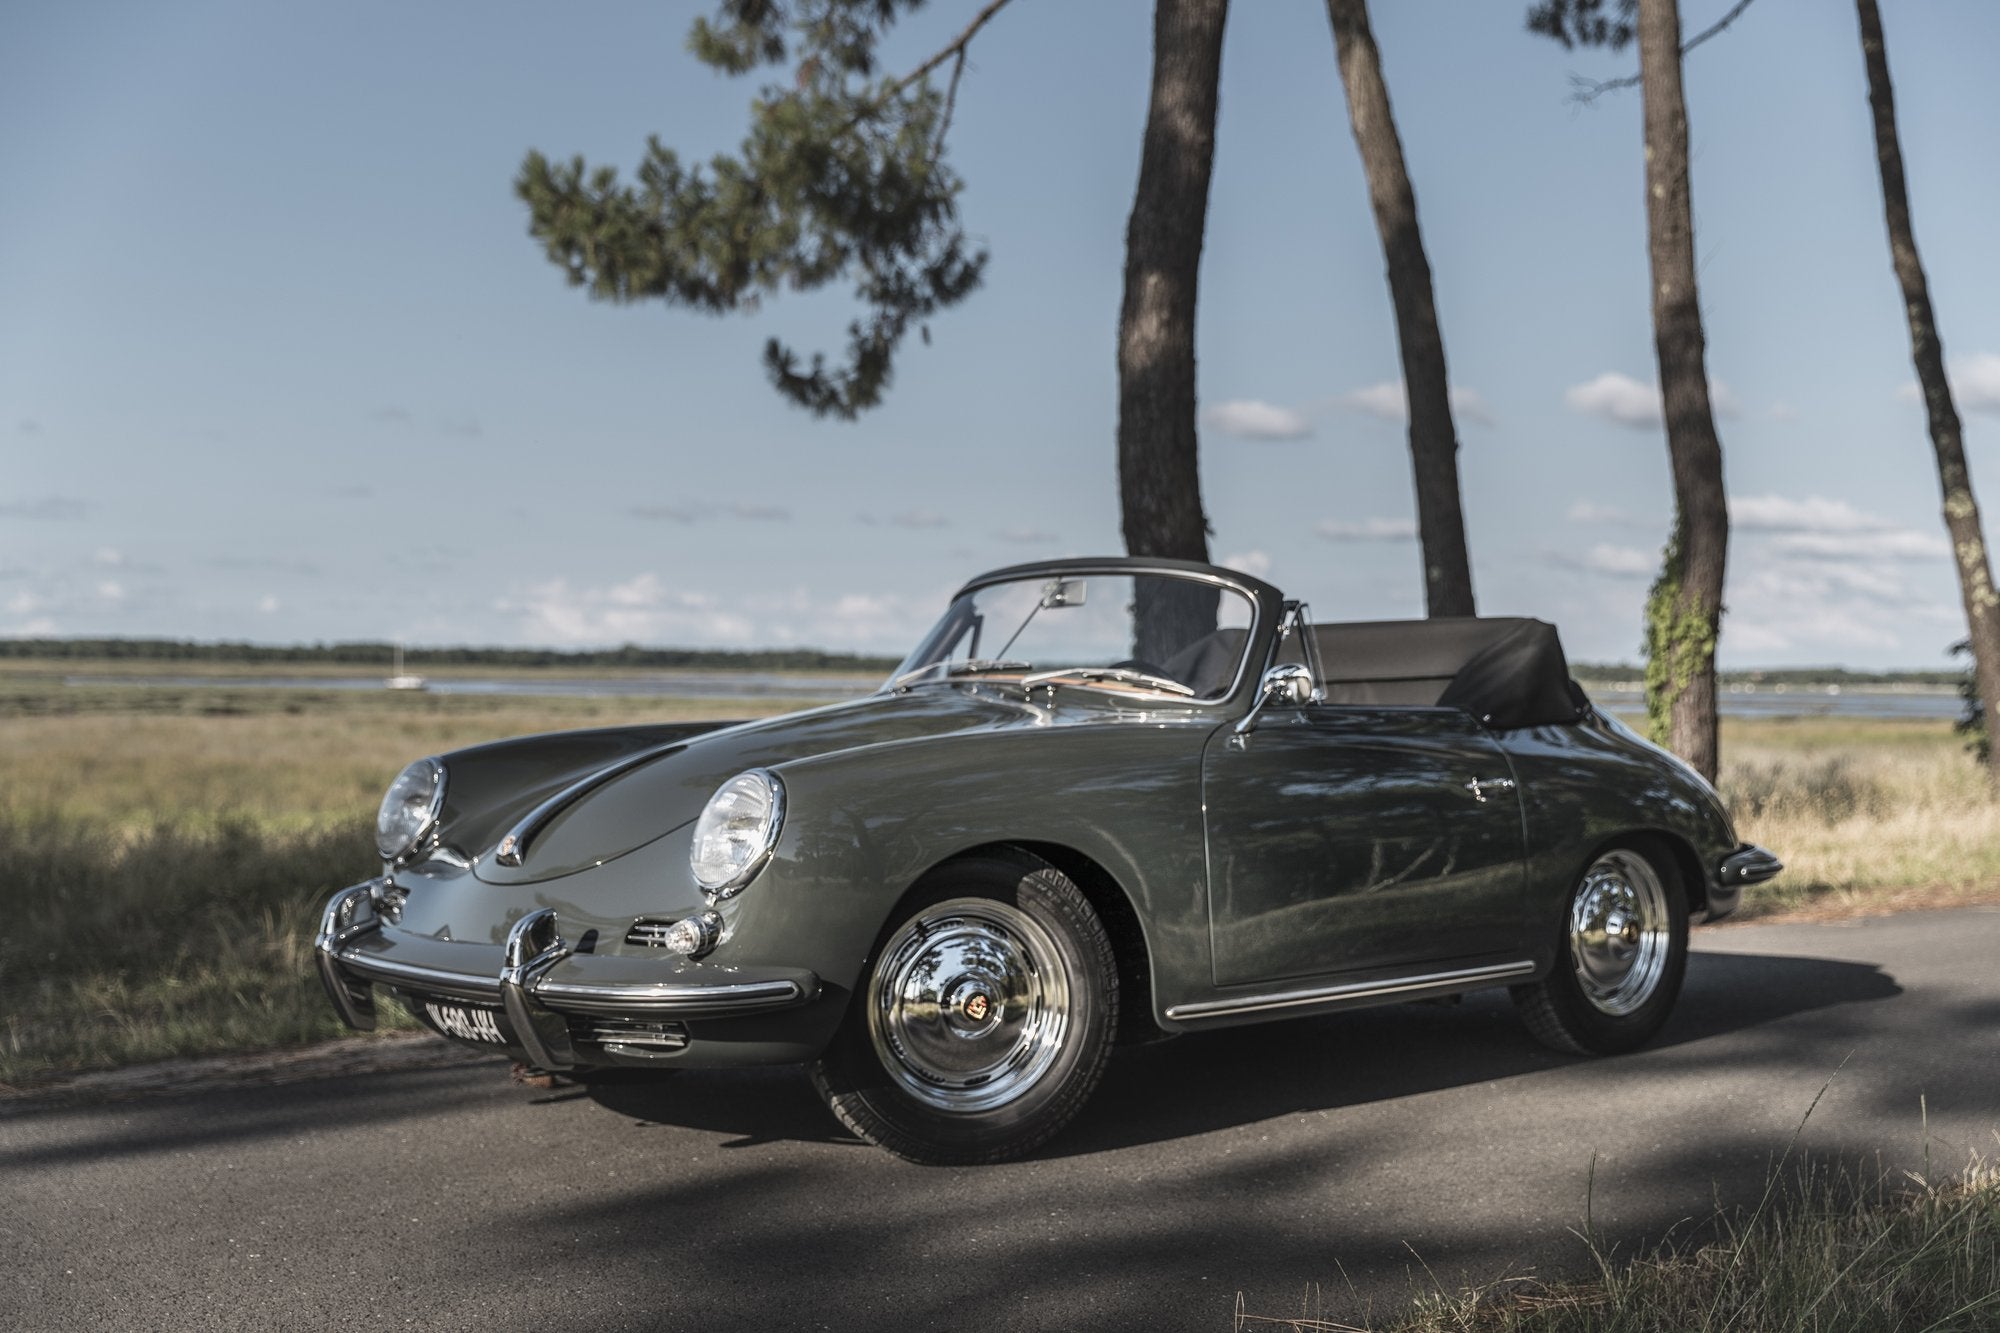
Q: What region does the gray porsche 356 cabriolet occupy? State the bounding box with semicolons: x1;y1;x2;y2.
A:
316;557;1779;1163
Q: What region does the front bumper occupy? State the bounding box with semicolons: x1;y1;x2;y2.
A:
314;881;821;1070
1705;843;1783;921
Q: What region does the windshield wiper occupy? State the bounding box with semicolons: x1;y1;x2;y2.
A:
890;658;1033;691
1019;666;1196;698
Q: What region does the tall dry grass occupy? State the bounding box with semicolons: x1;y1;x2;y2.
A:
1235;1157;2000;1332
0;679;822;1086
1716;716;2000;919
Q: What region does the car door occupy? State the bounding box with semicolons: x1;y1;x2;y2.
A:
1201;702;1529;987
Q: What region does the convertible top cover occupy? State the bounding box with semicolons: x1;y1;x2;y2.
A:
1309;616;1584;729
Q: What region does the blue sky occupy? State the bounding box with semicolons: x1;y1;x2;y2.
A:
4;0;1998;668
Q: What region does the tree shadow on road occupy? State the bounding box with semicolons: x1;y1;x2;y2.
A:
578;949;1900;1157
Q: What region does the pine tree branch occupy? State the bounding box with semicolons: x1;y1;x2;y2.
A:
1568;0;1758;104
885;0;1016;101
932;48;969;162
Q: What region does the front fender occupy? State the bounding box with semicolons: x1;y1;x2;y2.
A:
713;720;1219;1030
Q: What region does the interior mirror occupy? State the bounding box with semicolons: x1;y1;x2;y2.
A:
1039;578;1086;610
1234;663;1316;739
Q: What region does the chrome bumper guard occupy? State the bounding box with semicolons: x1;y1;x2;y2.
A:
314;881;819;1070
1707;844;1783;921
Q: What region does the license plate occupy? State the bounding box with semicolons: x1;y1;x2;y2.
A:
424;1001;507;1045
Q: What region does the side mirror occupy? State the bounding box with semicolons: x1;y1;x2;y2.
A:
1234;663;1316;738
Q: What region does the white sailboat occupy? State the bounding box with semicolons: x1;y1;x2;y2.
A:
385;644;428;691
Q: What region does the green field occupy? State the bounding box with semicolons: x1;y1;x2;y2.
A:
3;660;1997;1087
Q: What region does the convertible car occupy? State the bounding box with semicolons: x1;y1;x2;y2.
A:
316;557;1780;1163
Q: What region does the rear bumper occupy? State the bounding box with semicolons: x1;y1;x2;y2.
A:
314;881;820;1070
1705;843;1783;921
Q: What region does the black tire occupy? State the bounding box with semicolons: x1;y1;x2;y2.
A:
809;851;1119;1165
1512;840;1689;1056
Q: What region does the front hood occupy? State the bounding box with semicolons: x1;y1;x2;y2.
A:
470;687;1048;884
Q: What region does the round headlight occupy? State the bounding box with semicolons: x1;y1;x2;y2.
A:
376;757;445;863
690;769;785;897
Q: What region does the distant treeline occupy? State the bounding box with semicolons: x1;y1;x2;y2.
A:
1572;662;1962;688
0;638;901;673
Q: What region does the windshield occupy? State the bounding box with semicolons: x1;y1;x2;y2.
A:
889;573;1256;701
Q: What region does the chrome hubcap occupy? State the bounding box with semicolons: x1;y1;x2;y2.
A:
868;899;1071;1114
1569;850;1669;1016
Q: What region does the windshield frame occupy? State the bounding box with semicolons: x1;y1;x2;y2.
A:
887;560;1276;709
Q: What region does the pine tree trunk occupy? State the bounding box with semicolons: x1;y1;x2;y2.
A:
1119;0;1230;662
1325;0;1475;619
1856;0;2000;785
1636;0;1728;784
1118;0;1228;568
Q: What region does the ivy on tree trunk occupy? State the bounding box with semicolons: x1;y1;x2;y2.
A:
1636;0;1728;784
1856;0;2000;786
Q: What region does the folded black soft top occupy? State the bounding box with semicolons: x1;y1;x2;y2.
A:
1308;616;1584;729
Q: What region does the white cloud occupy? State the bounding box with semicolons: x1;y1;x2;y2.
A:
5;591;44;616
629;500;793;524
1334;381;1495;427
1583;544;1655;577
1899;352;2000;415
95;580;125;602
1220;549;1272;579
1767;400;1800;422
1451;387;1497;427
1341;382;1407;422
94;547;125;568
1202;399;1312;441
1565;372;1661;428
257;594;281;614
1316;517;1417;543
1769;530;1949;561
1730;495;1946;560
629;504;701;523
1564;372;1740;428
495;575;935;651
1566;500;1631;524
1733;494;1886;533
0;496;88;521
1956;352;2000;413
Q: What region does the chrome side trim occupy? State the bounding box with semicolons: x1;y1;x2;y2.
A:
494;742;687;867
335;947;505;1001
533;976;811;1018
1165;960;1536;1023
332;942;813;1018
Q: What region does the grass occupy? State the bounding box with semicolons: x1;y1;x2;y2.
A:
0;671;832;1087
1717;716;2000;921
1235;1158;2000;1332
2;669;1996;1086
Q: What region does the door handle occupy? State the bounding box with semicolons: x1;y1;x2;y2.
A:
1464;777;1517;803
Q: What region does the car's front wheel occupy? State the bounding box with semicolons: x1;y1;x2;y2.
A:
1512;841;1688;1056
810;852;1118;1165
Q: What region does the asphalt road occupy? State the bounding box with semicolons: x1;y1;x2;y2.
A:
6;907;1998;1332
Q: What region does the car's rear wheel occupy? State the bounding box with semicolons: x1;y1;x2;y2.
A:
810;852;1118;1165
1512;841;1688;1056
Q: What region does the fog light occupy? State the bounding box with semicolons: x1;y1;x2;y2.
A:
663;912;720;958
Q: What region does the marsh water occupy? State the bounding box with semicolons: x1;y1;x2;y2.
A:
65;672;1963;719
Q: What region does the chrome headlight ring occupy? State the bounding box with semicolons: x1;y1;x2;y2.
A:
690;769;786;899
376;757;446;865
